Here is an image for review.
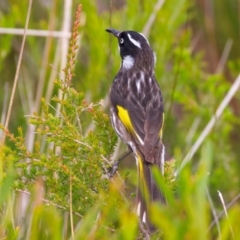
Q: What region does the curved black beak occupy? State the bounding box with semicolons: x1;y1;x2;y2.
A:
106;28;121;37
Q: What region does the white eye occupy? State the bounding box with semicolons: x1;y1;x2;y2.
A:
120;38;124;44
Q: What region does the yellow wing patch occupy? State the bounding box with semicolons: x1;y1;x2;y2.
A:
117;105;134;134
117;105;144;145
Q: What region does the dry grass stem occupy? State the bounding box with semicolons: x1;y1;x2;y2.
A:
0;28;71;38
1;0;32;145
177;74;240;174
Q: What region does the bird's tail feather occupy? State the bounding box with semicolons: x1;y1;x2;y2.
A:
136;154;165;232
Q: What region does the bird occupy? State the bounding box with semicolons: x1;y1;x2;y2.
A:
106;28;165;232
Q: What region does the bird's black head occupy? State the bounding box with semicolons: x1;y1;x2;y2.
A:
106;29;155;72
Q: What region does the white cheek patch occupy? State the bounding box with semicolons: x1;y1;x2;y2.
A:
127;34;141;49
122;55;134;70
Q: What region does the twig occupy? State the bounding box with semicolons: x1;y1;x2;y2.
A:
176;74;240;175
76;112;82;135
100;154;128;202
74;140;93;150
138;220;150;240
0;83;9;138
1;0;32;145
0;28;71;38
15;188;83;218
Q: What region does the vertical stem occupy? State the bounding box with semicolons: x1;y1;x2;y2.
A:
1;0;33;145
70;172;74;239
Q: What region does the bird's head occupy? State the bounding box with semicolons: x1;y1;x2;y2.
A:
106;29;155;73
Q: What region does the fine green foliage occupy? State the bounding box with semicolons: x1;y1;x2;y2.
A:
1;4;118;217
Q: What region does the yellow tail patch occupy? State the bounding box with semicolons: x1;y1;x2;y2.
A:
137;154;144;175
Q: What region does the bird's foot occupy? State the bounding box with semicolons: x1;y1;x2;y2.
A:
108;160;120;178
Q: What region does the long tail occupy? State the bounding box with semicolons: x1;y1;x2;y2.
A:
136;153;166;232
